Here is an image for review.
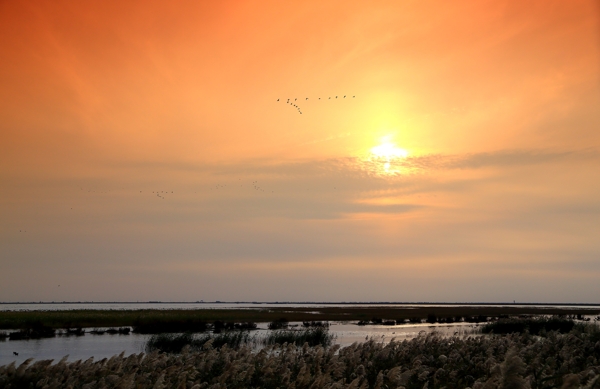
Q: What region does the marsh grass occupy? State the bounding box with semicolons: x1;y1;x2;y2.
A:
57;328;85;336
268;318;289;329
113;327;131;334
302;320;329;327
145;331;255;353
212;321;257;332
7;324;55;340
573;321;600;342
132;317;207;334
3;330;600;389
2;306;599;330
235;321;258;330
145;327;334;353
263;327;335;347
481;316;576;335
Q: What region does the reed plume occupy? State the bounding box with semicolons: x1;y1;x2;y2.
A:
2;326;600;388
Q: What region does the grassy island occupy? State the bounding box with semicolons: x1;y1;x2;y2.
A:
1;305;599;331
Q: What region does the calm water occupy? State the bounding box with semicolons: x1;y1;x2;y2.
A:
0;332;147;367
0;322;481;367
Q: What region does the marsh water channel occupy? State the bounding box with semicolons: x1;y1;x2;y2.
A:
0;322;481;367
3;302;598;367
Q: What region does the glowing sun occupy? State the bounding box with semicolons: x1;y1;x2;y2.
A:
369;136;409;174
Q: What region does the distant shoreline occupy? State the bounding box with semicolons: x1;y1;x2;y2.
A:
2;301;600;306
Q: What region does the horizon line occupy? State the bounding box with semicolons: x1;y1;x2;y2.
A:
1;301;600;306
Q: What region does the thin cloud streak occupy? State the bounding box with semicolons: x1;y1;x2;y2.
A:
105;147;599;175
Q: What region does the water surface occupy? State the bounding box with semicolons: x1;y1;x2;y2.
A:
0;321;481;367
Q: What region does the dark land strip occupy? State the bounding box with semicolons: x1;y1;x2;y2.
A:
2;306;600;330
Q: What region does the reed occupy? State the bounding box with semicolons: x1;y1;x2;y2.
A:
573;321;600;342
267;318;289;329
57;327;85;336
212;320;256;332
263;327;335;347
480;316;576;335
7;324;55;340
2;326;600;389
145;333;195;353
302;320;330;327
132;317;207;334
145;331;255;353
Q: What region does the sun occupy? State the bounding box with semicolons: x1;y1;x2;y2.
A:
369;136;408;174
371;140;408;160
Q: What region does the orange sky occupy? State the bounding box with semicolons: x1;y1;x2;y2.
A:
1;1;600;302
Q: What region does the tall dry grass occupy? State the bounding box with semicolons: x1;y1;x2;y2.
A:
1;328;600;388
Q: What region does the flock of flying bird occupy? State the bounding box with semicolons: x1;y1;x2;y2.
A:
277;95;356;114
14;96;357;234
